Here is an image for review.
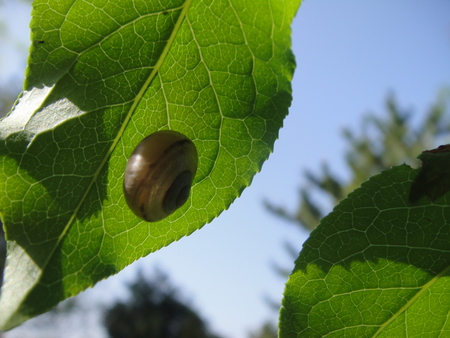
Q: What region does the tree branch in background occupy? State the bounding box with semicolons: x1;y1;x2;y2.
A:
265;91;450;232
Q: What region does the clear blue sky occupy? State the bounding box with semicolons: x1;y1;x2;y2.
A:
1;1;450;338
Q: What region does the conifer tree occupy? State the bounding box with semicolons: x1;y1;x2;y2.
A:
265;92;450;232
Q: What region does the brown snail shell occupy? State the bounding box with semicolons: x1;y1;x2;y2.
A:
123;130;198;222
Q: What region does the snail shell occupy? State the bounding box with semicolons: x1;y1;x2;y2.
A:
123;130;198;222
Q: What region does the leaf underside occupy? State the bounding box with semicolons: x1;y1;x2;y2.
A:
0;0;301;329
280;164;450;337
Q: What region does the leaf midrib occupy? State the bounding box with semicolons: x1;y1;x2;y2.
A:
40;0;194;281
373;262;450;336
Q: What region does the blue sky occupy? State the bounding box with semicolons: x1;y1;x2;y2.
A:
1;1;450;338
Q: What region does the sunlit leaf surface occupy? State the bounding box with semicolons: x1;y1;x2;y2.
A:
0;0;300;328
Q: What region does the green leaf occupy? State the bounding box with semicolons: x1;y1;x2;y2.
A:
409;144;450;203
0;0;301;329
280;164;450;337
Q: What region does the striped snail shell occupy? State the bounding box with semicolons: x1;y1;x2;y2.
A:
123;130;198;222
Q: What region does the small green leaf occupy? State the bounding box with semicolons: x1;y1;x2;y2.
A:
280;164;450;337
0;0;301;329
409;144;450;203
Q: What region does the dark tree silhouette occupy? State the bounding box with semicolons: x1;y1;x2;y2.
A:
104;269;221;338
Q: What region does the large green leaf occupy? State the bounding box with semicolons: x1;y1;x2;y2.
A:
0;0;300;329
280;164;450;337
